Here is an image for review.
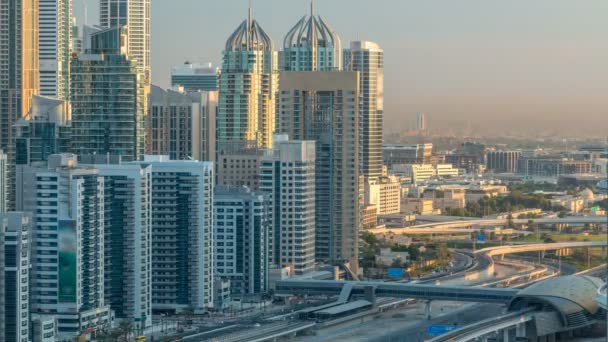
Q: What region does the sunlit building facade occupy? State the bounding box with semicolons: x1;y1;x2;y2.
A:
344;41;384;182
282;3;342;72
71;26;145;161
99;0;150;87
0;0;39;210
38;0;72;99
278;71;360;268
218;9;277;148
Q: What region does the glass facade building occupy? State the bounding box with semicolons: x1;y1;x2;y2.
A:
71;26;145;162
15;95;71;165
171;62;219;92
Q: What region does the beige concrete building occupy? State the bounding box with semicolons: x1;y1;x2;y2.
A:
278;71;360;268
401;198;435;215
147;85;218;162
465;185;508;203
365;176;401;215
216;140;264;191
423;186;466;211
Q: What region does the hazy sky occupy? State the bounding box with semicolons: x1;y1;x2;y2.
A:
75;0;608;136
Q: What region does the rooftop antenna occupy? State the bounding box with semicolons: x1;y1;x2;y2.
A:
247;0;252;48
83;0;88;25
311;0;314;16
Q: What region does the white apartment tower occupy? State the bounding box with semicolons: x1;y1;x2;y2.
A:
16;154;111;339
344;41;384;182
38;0;72;99
131;156;214;313
79;157;153;328
260;136;316;275
0;212;31;342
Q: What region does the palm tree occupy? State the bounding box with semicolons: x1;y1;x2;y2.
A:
116;320;135;342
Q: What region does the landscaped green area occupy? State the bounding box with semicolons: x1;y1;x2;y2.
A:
445;190;561;218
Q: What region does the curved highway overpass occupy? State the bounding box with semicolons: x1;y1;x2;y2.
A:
367;216;607;235
477;241;607;258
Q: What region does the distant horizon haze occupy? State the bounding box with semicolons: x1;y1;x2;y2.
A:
74;0;608;136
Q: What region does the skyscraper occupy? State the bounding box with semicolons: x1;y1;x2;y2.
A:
260;136;316;275
38;0;72;99
99;0;151;87
17;154;112;338
171;62;219;92
214;186;271;295
344;41;384;182
71;26;146;161
0;0;39;209
282;2;342;72
0;212;31;342
416;112;427;134
147;85;218;162
0;150;6;213
278;71;360;268
218;7;277;148
131;156;214;313
79;156;153;328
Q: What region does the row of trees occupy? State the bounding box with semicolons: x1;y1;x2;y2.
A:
446;191;557;218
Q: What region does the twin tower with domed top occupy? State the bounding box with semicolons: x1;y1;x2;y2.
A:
224;1;343;72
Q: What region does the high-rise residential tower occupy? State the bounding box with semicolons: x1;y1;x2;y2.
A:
214;186;271;295
0;212;31;342
79;157;153;329
71;26;146;161
0;0;39;209
38;0;72;99
278;71;360;268
16;154;112;339
282;2;342;72
416;112;427;134
260;136;316;275
0;150;6;213
99;0;151;87
344;41;384;182
147;85;218;162
131;156;214;313
218;8;278;148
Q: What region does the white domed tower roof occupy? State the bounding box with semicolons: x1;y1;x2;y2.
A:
225;8;273;52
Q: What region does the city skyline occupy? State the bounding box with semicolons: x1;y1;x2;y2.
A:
73;0;608;135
